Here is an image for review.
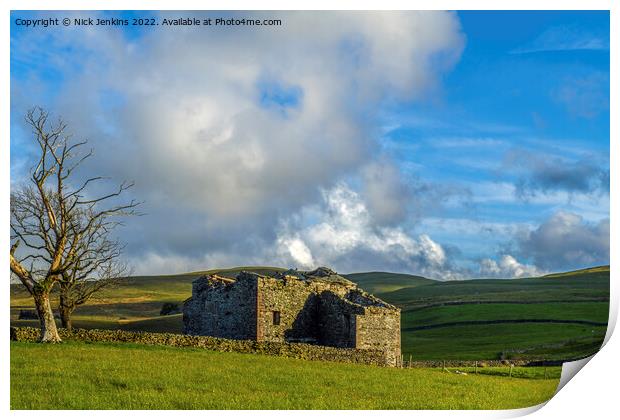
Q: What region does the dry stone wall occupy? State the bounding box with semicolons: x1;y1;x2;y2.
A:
10;326;392;366
11;327;560;367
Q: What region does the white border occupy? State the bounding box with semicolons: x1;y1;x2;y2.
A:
2;1;617;419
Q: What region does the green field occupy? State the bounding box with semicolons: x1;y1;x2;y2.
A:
403;302;609;325
402;323;606;360
10;265;609;361
399;301;608;359
391;267;609;360
10;340;559;410
378;268;610;309
344;272;437;293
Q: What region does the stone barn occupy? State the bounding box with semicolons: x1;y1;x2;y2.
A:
183;267;401;365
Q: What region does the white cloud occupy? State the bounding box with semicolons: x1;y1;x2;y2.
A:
479;255;544;278
8;10;470;279
16;11;463;222
511;25;609;54
464;179;610;223
12;12;465;275
476;210;609;277
431;137;506;148
517;211;609;270
274;184;460;279
277;237;315;269
360;160;411;225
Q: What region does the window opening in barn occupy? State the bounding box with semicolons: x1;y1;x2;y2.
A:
273;311;281;325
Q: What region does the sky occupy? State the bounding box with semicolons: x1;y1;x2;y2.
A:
10;10;610;279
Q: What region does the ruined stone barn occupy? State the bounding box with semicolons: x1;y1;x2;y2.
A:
183;267;401;365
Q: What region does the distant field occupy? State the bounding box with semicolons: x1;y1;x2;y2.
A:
343;272;437;294
10;266;285;331
543;265;610;278
403;302;609;326
399;301;608;360
10;266;284;309
378;269;610;310
10;340;559;410
10;265;609;361
402;323;606;360
393;268;609;360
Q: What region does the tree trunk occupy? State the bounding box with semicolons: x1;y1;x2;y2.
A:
59;305;73;331
58;287;75;332
33;291;61;343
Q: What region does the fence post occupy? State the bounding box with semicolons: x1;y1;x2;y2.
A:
509;364;514;378
475;361;478;375
409;354;412;369
544;365;548;379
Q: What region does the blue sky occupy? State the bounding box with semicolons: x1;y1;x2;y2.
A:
10;11;610;278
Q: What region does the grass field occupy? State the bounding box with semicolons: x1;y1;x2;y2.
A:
403;302;609;325
392;267;609;360
378;268;610;309
402;323;606;360
10;265;609;361
344;272;437;293
399;301;608;359
10;340;560;410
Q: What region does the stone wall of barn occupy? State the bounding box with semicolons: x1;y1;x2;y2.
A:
183;273;258;340
355;306;401;366
317;290;363;348
256;275;320;343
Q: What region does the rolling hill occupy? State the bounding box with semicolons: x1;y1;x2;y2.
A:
386;266;610;360
343;271;437;294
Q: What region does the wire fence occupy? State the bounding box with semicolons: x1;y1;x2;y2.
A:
394;354;567;379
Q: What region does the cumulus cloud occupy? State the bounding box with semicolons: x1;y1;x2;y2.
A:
502;149;609;199
359;160;412;225
14;11;464;218
479;255;544;278
274;184;462;279
517;211;609;270
11;11;465;274
478;211;609;277
276;237;315;269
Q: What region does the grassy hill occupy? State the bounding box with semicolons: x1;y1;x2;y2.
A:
10;340;559;409
542;265;610;278
343;271;437;293
378;267;610;309
10;265;609;362
386;266;609;360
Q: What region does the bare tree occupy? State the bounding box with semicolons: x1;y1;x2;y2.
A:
10;107;140;342
58;207;132;331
